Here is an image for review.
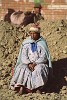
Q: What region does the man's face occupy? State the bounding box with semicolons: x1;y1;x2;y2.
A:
29;32;40;40
34;8;41;14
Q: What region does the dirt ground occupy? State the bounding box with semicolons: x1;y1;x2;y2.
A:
0;19;67;100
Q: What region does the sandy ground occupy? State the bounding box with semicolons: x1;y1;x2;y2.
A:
0;19;67;100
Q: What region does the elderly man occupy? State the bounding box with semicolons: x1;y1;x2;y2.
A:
10;25;52;95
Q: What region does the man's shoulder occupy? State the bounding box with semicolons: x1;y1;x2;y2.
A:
37;36;48;48
22;36;32;45
39;36;47;42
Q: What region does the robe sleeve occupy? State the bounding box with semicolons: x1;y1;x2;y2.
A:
35;47;48;64
21;44;31;64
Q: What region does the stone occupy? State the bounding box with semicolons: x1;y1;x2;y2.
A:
62;50;67;54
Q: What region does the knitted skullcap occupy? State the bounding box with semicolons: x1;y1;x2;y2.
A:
29;24;41;33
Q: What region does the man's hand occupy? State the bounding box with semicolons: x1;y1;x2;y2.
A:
28;63;36;71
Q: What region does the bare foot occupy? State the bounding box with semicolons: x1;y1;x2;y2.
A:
10;85;15;90
18;87;23;95
36;89;41;94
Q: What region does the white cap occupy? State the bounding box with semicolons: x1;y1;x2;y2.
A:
29;26;40;33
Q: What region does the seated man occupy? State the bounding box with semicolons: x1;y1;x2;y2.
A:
10;25;52;95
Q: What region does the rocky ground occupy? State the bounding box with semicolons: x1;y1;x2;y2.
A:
0;19;67;100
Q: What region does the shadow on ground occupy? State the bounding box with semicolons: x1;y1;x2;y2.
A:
44;58;67;93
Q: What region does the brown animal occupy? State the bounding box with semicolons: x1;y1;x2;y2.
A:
4;8;15;23
10;11;24;25
10;11;35;26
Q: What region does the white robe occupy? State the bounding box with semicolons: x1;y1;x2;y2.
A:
10;43;49;90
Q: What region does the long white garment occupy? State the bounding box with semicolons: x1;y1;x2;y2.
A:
10;43;49;90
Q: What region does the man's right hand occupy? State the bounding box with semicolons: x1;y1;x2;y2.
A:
28;63;34;71
28;63;36;71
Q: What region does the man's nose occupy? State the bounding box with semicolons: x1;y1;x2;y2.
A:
32;34;34;37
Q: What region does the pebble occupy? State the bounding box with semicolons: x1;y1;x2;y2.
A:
0;80;4;86
46;32;51;36
0;67;2;70
64;76;67;81
66;33;67;36
62;50;67;54
3;85;8;89
62;86;67;90
53;41;57;45
2;70;6;75
60;90;67;94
